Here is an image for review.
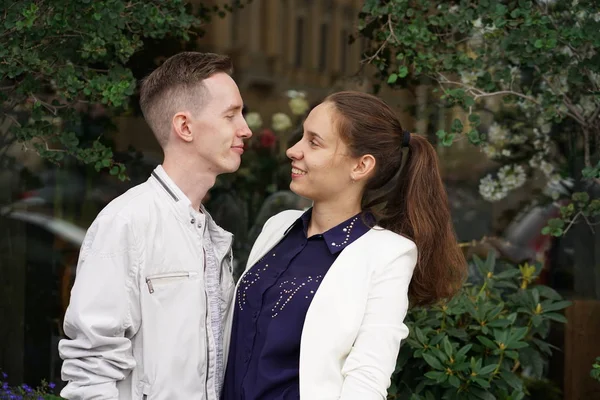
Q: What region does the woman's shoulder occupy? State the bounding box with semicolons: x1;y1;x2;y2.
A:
360;226;417;254
265;210;304;227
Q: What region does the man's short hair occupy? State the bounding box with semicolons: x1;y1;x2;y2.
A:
139;52;233;146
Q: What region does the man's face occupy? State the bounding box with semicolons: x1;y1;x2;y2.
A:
188;72;252;174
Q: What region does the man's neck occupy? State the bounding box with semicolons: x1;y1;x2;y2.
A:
162;158;216;211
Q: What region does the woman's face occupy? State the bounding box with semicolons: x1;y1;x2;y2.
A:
286;102;361;203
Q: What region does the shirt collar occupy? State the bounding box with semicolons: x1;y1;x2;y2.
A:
295;208;372;254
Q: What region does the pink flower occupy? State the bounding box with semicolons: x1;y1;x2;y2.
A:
260;129;277;149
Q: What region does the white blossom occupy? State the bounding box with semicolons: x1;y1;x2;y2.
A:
560;46;574;57
511;134;528;144
539;160;555;176
482;145;499;159
479;164;527;202
472;18;483;29
479;175;507;202
487;122;510;144
460;70;483;85
245;112;263;131
272;112;293;132
289;96;310;116
502;149;512;157
285;90;306;99
577;96;597;118
498;164;527;190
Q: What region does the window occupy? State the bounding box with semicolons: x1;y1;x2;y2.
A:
295;17;305;68
340;29;348;73
319;23;328;72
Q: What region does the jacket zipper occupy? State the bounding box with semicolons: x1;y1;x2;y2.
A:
145;271;199;294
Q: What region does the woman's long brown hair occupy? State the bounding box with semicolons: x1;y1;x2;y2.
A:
326;91;467;306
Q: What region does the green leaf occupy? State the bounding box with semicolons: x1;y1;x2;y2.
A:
470;386;497;400
451;118;464;133
473;377;491;389
479;364;497;376
398;65;409;78
541;300;572;313
508;327;528;344
534;39;544;48
422;352;444;370
488;319;512;328
536;285;562;300
505;350;520;359
494;269;520;279
544;312;568;323
456;344;473;359
425;371;448;383
443;336;453;358
388;73;398;84
415;326;428;345
500;370;523;390
448;374;461;388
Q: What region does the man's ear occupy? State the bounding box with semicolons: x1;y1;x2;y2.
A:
172;112;193;143
350;154;376;182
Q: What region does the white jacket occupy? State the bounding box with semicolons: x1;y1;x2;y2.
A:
223;210;417;400
59;166;235;400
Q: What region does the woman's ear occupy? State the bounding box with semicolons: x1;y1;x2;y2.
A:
350;154;376;182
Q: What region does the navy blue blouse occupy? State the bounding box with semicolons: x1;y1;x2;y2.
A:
221;209;371;400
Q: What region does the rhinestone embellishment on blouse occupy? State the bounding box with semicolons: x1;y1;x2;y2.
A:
237;253;276;311
331;216;358;247
271;275;323;318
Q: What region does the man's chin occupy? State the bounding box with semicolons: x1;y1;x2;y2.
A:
220;161;242;174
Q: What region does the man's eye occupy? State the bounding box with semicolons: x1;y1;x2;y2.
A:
309;140;318;146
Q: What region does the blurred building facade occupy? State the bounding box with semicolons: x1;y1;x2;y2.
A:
115;0;422;157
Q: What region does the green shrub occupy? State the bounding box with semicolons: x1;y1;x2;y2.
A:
390;253;570;400
591;357;600;382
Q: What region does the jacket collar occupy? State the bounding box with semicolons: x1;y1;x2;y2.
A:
149;166;233;256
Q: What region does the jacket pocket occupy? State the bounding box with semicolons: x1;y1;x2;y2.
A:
145;271;199;294
139;381;150;400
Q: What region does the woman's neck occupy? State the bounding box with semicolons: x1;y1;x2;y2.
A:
307;202;362;237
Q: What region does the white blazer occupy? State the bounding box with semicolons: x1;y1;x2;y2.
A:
223;210;417;400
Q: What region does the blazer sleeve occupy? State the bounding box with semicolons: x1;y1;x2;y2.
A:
58;213;140;400
338;242;418;400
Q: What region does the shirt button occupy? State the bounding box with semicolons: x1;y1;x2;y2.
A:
197;222;202;229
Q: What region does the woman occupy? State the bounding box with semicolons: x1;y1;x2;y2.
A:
222;91;466;400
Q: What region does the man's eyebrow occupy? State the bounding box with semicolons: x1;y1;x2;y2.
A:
223;104;243;113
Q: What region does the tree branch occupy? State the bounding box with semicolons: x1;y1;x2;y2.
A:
533;65;587;126
563;211;582;235
361;15;398;65
435;74;542;104
583;127;591;168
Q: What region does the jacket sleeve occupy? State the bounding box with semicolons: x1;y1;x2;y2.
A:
339;243;418;400
59;213;141;400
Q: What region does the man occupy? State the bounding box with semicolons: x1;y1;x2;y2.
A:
59;52;252;400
